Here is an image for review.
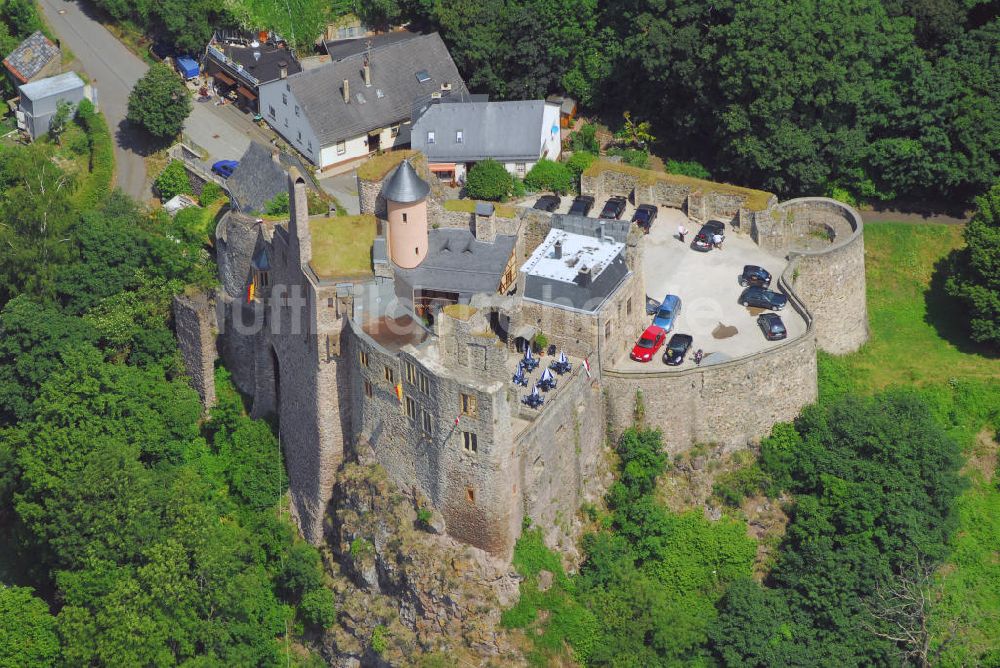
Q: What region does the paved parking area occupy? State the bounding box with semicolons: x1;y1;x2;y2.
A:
613;207;808;371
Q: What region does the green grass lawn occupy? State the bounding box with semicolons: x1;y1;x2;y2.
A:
818;222;1000;399
820;221;999;664
308;215;376;279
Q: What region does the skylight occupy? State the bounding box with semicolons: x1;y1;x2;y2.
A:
415;70;431;83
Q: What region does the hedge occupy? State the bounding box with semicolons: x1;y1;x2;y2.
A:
73;99;115;208
523;159;573;194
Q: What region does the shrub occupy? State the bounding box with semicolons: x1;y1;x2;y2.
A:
666;158;712;180
607;147;649;168
264;192;290;215
199;181;223;206
416;507;433;526
370;625;389;655
465;159;513;201
523;159;573;194
565;151;597;183
512;177;526;198
154;160;192;201
299;588;336;629
825;184;858;206
568;124;599;154
73;99;114;208
945;182;1000;346
533;333;549;352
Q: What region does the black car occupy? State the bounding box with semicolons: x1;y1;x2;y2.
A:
662;333;693;365
739;286;788;310
757;313;787;340
568;195;595;216
533;195;561;212
598;195;628;219
632;204;658;233
692;220;726;251
739;264;772;288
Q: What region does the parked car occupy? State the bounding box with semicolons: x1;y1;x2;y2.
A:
212;160;239;179
651;294;682;332
533;195;561;212
739;264;772;288
632;204;658;233
568;195;595;216
692;220;726;251
599;195;628;219
662;333;693;365
630;325;667;362
757;313;787;340
739;286;788;310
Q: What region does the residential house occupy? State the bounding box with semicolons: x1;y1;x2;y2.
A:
410;99;561;184
546;94;579;129
258;32;468;171
3;31;60;87
205;32;302;112
16;71;88;140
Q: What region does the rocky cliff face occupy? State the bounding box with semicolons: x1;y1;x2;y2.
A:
319;464;526;667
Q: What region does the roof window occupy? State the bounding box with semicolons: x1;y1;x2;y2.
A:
427;131;435;144
456;130;463;143
415;70;431;83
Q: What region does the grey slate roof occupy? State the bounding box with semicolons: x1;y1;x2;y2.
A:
393;229;516;296
3;31;59;83
383;160;429;203
411;100;549;162
324;30;421;62
227;142;298;213
523;252;629;313
282;32;468;146
551;214;630;243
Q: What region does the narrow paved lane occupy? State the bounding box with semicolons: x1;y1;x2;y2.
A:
37;0;150;199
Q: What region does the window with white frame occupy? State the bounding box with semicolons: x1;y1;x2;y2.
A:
427;131;435;144
456;130;463;143
336;140;346;155
390;125;400;138
516;163;526;177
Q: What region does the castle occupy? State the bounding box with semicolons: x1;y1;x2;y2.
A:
175;153;868;559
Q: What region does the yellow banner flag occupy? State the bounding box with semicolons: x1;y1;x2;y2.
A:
247;280;256;303
395;383;403;402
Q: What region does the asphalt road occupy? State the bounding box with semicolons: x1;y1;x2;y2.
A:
37;0;150;199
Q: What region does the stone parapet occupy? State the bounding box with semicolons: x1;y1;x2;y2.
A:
173;289;219;410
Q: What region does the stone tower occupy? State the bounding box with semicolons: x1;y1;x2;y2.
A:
383;159;430;269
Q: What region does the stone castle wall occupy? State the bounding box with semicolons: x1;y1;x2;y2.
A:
173;291;219;409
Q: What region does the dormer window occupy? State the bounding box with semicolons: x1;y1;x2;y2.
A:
456;130;463;143
427;131;435;144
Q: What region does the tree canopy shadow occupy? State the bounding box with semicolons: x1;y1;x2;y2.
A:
924;251;999;359
115;118;166;157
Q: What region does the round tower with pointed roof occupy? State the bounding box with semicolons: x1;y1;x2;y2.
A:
383;159;430;269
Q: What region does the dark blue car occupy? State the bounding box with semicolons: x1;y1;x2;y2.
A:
739;286;787;310
212;160;239;178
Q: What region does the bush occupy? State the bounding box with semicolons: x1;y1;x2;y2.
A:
565;151;597;183
945;183;1000;346
465;159;513;201
154;160;192;201
199;181;223;206
264;192;290;215
73;99;114;208
512;177;526;198
370;625;389;655
523;159;573;194
299;588;336;629
533;333;549;352
665;158;712;180
568;124;599;154
607;147;649;168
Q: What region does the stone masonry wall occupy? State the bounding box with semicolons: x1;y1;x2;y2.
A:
173;290;219;409
603;329;818;454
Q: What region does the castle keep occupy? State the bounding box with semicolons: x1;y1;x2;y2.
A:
178;153;868;558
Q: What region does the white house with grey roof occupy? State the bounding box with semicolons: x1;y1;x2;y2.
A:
258;32;468;171
411;99;561;184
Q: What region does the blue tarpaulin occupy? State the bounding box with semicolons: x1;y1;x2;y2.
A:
176;57;200;79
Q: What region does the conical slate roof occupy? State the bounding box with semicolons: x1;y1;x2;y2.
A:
383;160;430;203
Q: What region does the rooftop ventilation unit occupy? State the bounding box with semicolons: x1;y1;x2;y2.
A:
441;82;452;91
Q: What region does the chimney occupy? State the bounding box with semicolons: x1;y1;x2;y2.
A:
278;60;287;79
343;78;350;103
553;240;562;259
577;265;592;287
363;59;371;87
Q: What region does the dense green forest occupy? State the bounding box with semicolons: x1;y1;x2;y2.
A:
74;0;999;205
0;77;330;664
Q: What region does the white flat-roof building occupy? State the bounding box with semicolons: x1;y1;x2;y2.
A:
17;71;89;140
521;228;629;313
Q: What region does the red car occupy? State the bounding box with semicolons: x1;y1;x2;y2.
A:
630;325;667;362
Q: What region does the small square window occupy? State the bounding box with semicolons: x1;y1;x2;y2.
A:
384;366;395;384
359;350;369;367
421;410;432;435
626;297;633;315
466;487;475;503
328;297;335;308
461;393;477;417
363;380;372;398
462;431;478;453
456;130;463;143
405;361;416;384
390;125;400;138
402;213;407;223
336;140;346;155
516;162;526;177
405;396;416;421
284;118;288;128
297;130;302;143
294;105;300;117
418;373;429;395
427;131;435;144
268;105;276;118
605;321;612;339
282;93;288;105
